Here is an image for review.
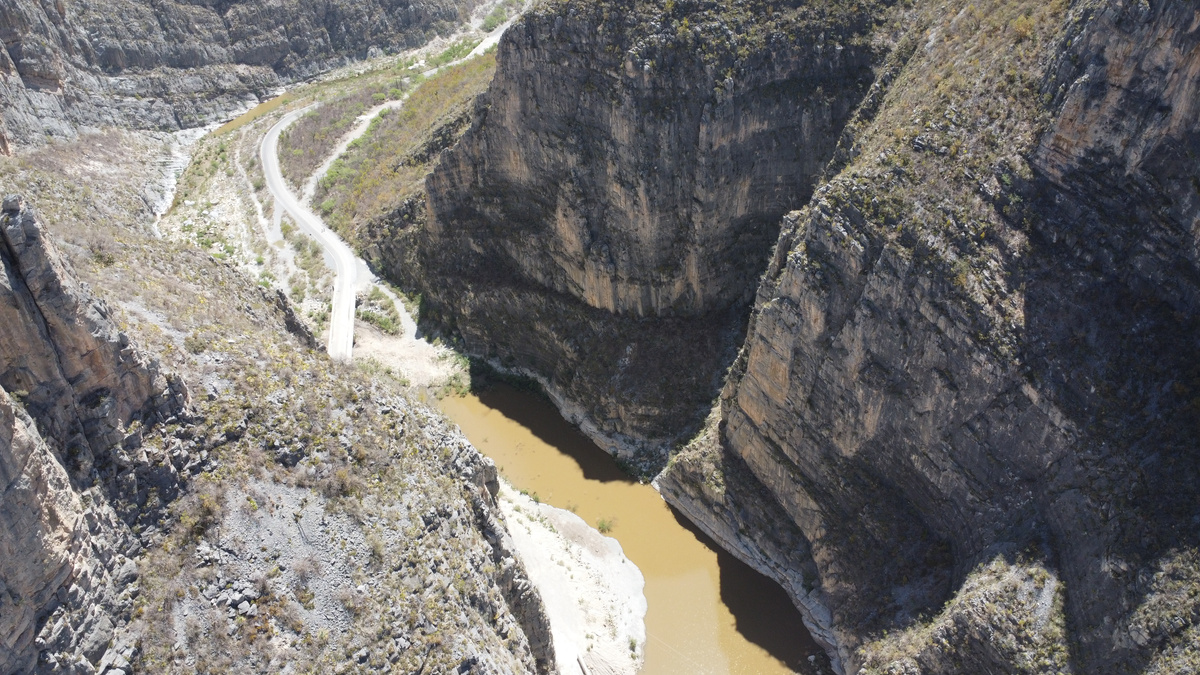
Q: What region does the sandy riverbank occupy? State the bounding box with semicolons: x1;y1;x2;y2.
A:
497;483;647;675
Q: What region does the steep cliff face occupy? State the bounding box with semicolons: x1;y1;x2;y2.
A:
716;0;1200;672
421;0;891;460
0;195;188;673
0;0;477;150
0;195;185;478
423;0;1200;672
0;386;80;675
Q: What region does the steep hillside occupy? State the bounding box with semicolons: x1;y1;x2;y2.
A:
0;126;555;673
0;0;478;151
418;0;1200;672
706;1;1200;672
0;194;187;674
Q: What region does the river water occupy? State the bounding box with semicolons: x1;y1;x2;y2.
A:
439;383;821;674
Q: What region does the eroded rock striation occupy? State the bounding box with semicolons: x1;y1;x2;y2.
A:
0;0;477;150
717;1;1200;671
423;0;1200;672
420;0;890;461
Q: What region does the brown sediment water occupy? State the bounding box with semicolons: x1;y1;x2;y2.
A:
439;383;821;675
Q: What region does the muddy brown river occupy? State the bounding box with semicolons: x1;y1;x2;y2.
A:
440;383;820;674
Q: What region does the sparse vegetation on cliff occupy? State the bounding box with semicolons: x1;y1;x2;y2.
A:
857;552;1072;674
313;51;497;246
133;345;540;674
0;41;553;670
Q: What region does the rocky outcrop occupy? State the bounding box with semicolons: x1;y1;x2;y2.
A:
0;195;186;480
454;437;557;674
419;0;890;462
721;0;1200;672
0;387;79;675
0;0;478;150
0;194;188;673
422;0;1200;672
654;415;839;671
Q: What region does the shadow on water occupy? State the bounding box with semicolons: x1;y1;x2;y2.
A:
666;496;820;673
472;382;635;485
452;376;826;673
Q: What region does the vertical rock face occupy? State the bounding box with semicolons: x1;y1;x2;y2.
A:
429;8;873;318
1034;0;1200;315
0;195;187;673
425;0;1200;672
0;386;81;675
720;0;1200;672
422;0;888;458
0;0;478;150
0;195;184;476
456;444;557;674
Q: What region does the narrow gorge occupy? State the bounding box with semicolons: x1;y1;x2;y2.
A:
1;0;1198;673
389;0;1200;672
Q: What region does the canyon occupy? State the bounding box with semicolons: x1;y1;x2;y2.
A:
2;0;1199;673
404;0;1200;672
0;0;479;151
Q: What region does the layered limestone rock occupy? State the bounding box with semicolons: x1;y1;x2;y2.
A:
0;0;478;150
1;392;146;674
454;432;557;674
420;0;890;460
423;0;1200;672
717;0;1200;672
0;387;80;674
0;194;187;673
653;415;838;670
0;195;186;480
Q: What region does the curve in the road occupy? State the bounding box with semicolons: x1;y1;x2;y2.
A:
257;8;531;363
261;108;359;362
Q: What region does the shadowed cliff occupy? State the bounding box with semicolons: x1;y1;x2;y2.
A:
418;0;894;467
421;0;1200;672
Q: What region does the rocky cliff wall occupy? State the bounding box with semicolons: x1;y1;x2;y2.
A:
717;0;1200;672
0;195;187;674
0;0;477;151
0;195;186;481
1;388;150;675
422;0;1200;672
0;386;80;675
419;0;891;461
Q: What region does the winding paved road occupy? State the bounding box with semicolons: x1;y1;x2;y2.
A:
260;107;359;361
258;7;527;363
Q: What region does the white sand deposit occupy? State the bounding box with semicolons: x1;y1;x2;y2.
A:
497;483;647;675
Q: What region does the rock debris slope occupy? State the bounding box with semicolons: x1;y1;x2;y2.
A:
0;161;556;673
414;0;1200;673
